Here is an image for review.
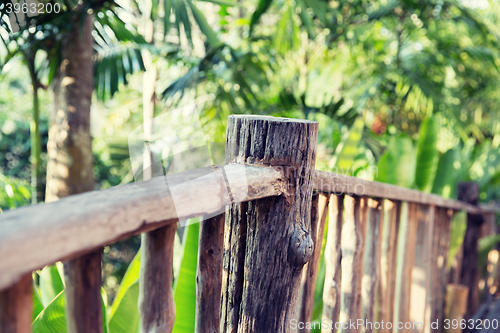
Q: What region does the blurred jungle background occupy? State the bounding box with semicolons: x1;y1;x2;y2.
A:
1;0;500;331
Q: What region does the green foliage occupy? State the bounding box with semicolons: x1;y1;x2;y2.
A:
32;291;66;333
415;117;439;192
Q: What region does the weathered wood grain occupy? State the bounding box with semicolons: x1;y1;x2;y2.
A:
340;195;365;333
409;205;434;333
394;202;418;333
0;273;32;333
362;198;384;333
299;193;329;332
443;284;469;333
322;194;344;333
312;171;488;214
139;224;177;333
429;208;453;333
64;250;103;333
221;115;318;333
0;164;284;292
379;200;401;333
196;213;225;333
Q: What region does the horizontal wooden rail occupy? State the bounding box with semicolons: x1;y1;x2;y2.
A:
0;164;498;292
0;164;284;291
312;170;498;214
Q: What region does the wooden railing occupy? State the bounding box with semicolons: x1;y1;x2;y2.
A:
0;115;498;333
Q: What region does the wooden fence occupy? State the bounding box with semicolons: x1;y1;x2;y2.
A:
0;115;498;333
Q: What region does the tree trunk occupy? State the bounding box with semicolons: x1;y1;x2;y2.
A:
45;13;94;201
45;12;101;333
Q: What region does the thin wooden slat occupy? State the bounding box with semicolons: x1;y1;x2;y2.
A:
221;115;318;333
429;208;453;333
394;202;419;333
139;224;177;332
195;213;225;333
340;195;366;333
379;200;401;333
65;250;103;333
424;205;436;333
299;193;329;333
0;164;285;292
409;205;435;333
0;273;32;333
313;171;487;214
362;198;384;333
322;194;344;333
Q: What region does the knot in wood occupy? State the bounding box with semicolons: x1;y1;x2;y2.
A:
289;225;314;268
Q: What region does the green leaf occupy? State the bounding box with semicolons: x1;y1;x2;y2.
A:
172;219;199;333
33;285;44;321
109;250;141;318
186;0;220;47
200;0;241;6
415;117;439;192
331;117;364;174
431;149;459;198
164;0;173;37
448;211;467;269
175;0;192;44
249;0;272;34
375;135;415;188
108;282;140;333
32;291;67;333
39;265;64;308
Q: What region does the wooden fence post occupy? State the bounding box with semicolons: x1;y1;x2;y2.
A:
0;274;32;333
362;198;384;333
394;202;418;333
65;250;103;333
220;115;318;333
139;224;177;332
322;194;344;333
196;213;225;333
379;200;401;333
457;182;482;321
339;195;367;333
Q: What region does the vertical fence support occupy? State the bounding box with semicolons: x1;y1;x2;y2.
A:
196;213;225;333
362;198;384;333
379;200;401;333
299;193;329;332
322;194;344;333
429;207;453;333
457;182;482;320
221;115;318;333
65;250;103;333
339;195;365;333
0;273;32;333
139;224;177;332
394;202;418;333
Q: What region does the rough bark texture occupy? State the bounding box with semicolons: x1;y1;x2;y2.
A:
394;202;418;333
139;224;177;333
64;250;103;333
299;193;329;333
339;195;365;333
457;182;482;322
322;194;344;333
221;115;318;333
0;273;32;333
196;213;225;333
443;284;469;333
379;200;401;333
46;13;94;201
362;198;384;333
430;208;453;333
